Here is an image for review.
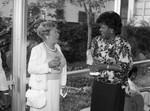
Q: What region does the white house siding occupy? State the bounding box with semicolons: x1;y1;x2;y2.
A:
99;0;114;16
64;1;114;23
127;0;135;22
64;2;85;23
106;0;115;11
114;0;150;26
114;0;121;14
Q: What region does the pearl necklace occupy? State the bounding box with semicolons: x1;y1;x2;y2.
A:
44;42;57;52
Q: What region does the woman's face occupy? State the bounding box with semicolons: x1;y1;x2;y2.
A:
99;24;112;40
47;28;60;44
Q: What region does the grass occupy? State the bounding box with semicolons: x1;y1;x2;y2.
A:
60;91;91;111
60;73;92;111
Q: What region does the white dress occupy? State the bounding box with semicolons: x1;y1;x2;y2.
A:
28;43;66;111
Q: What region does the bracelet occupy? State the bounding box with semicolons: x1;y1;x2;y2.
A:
119;66;122;71
61;85;66;88
107;65;110;70
48;68;52;73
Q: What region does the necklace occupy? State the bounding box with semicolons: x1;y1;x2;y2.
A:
44;42;57;52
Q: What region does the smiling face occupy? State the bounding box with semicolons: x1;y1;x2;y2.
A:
46;28;60;44
99;23;113;40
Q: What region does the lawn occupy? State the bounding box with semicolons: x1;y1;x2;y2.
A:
60;72;92;111
60;89;91;111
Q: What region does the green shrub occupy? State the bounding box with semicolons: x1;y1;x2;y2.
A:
58;22;99;63
59;23;150;63
122;26;150;60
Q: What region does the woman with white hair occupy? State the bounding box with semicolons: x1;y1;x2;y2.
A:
28;20;67;111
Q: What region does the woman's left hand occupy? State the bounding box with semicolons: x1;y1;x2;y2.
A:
60;86;68;98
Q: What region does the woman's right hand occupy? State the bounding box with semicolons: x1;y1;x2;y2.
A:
51;66;62;74
90;64;100;72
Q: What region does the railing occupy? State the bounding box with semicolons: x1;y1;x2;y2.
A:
4;59;150;111
7;59;150;89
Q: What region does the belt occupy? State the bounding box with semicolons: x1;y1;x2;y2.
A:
94;77;121;85
47;73;60;80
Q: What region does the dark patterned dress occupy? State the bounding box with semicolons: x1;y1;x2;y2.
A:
90;35;133;111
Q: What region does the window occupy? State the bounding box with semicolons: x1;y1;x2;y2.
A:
78;11;87;23
78;11;95;23
135;0;150;16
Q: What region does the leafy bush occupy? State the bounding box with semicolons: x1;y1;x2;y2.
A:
59;24;150;63
67;74;93;88
58;22;100;63
122;26;150;60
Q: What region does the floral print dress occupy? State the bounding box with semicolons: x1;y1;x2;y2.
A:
90;35;133;85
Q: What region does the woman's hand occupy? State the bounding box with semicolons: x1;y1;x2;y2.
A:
60;86;68;98
86;49;93;65
48;56;61;68
51;66;62;74
90;63;122;72
90;64;100;72
110;64;122;72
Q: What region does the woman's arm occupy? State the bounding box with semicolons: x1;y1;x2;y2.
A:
90;63;122;72
117;43;133;74
28;46;50;74
55;44;67;86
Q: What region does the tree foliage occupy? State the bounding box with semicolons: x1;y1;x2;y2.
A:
0;0;66;71
68;0;106;12
66;0;107;49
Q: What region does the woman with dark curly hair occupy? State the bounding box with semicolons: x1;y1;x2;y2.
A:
87;11;133;111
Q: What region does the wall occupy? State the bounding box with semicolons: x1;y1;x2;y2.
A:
134;0;150;22
64;1;114;23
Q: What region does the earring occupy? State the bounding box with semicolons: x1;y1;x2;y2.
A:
46;36;49;39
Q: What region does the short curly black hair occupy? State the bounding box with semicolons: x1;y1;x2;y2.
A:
96;11;122;35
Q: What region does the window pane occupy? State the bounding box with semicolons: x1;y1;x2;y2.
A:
135;8;143;16
144;9;150;16
78;11;87;23
135;2;143;8
145;1;150;8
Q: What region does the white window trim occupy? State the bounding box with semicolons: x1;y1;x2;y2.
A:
114;0;121;15
127;0;135;22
